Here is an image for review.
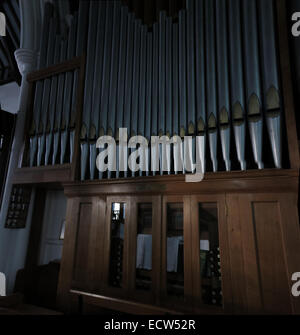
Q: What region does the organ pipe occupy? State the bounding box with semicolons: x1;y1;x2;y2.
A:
29;0;284;180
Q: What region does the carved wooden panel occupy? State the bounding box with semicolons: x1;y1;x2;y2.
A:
227;193;300;314
71;197;106;293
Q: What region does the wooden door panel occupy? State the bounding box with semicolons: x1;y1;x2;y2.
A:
57;197;80;312
161;195;192;312
72;202;93;285
128;196;161;305
71;197;105;292
102;197;131;299
277;194;300;314
226;194;249;314
231;193;300;314
57;196;105;313
191;195;232;313
252;201;291;313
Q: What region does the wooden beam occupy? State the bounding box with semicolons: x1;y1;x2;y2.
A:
276;0;300;169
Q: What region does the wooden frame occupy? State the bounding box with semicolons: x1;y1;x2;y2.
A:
21;0;300;315
276;0;300;170
161;195;193;313
12;56;86;185
0;109;16;208
57;195;106;313
227;192;300;314
57;169;300;314
63;169;299;198
129;196;161;305
102;196;132;300
190;194;232;313
9;1;298;187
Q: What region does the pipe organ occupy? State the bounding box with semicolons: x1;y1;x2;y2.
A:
11;0;300;315
23;0;285;180
28;1;88;170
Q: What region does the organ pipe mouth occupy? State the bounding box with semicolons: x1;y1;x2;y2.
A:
172;134;181;143
99;127;105;137
233;118;244;126
70;113;76;129
220;123;230;130
46;119;51;133
248;114;262;123
248;95;262;123
197;118;205;134
266;108;281;118
89;124;96;140
80;123;87;140
61;118;66;131
29;120;36;136
38;121;44;135
248;113;262;122
180;127;185;138
219;108;230;129
54;121;58;132
232;102;245;126
266;86;280;110
188;122;195;135
107;128;113;137
208;113;217;132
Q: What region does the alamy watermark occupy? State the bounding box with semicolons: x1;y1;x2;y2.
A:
0;272;6;296
0;12;5;37
95;128;204;183
292;12;300;37
292;272;300;297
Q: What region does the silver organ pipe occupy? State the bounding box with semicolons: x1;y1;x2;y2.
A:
98;1;114;180
242;0;264;170
30;3;53;167
158;11;167;176
90;1;106;180
123;13;135;178
195;0;206;174
37;17;57;167
165;17;172;176
216;0;231;172
151;22;159;176
107;1;121;179
60;14;78;165
145;31;153;177
130;18;142;177
45;34;60;166
30;0;286;180
53;38;67;165
70;0;89;163
138;25;148;177
178;10;187;174
116;6;129;178
205;0;218;173
80;1;98;181
172;22;181;175
228;0;247;171
186;0;196;174
258;0;282;169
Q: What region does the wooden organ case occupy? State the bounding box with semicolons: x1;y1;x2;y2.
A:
12;0;300;314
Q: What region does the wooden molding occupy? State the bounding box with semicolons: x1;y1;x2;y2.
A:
63;169;299;198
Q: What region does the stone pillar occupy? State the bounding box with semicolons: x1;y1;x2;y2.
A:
0;0;44;293
0;49;38;293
